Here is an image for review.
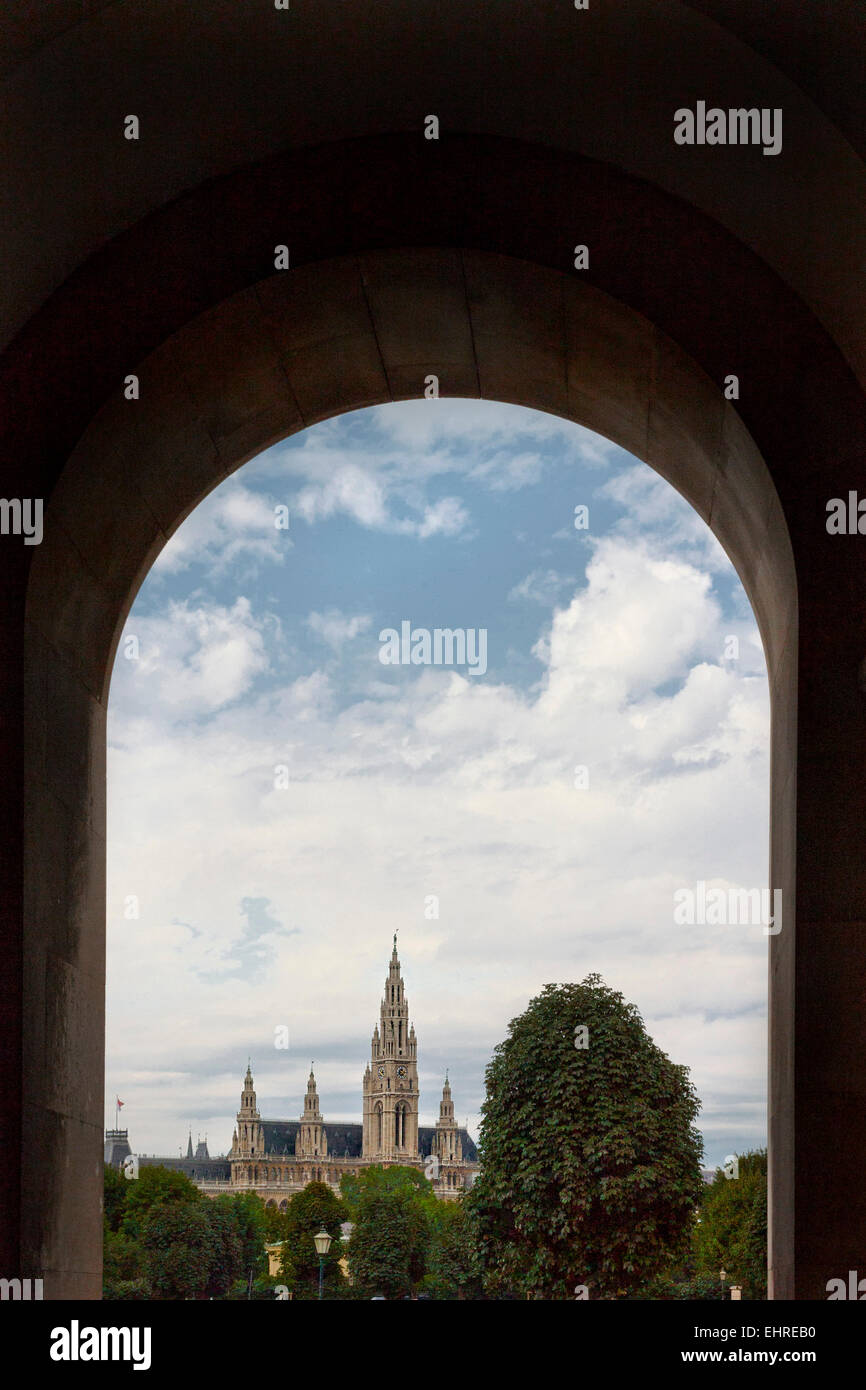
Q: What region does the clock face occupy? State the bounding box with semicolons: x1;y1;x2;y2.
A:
377;1065;385;1077
397;1066;407;1078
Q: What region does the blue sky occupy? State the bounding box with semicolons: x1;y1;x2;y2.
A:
106;399;768;1167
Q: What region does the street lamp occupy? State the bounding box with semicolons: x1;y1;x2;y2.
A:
314;1229;332;1301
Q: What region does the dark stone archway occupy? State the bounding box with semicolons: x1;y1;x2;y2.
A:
2;131;865;1300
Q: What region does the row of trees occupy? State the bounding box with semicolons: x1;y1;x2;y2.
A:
104;975;767;1298
103;1164;283;1299
271;1168;481;1299
103;1161;479;1300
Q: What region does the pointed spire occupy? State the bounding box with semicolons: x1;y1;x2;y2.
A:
438;1075;455;1122
186;1130;193;1158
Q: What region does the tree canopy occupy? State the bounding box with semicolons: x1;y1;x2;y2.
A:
468;975;705;1298
343;1165;436;1299
278;1181;348;1297
103;1164;271;1299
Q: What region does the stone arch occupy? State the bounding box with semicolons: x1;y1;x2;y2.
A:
20;243;804;1295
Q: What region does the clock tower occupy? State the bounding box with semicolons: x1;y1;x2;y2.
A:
362;936;419;1162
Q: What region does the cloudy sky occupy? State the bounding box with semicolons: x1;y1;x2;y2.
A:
106;399;769;1167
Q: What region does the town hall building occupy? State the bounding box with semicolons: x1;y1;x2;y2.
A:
109;940;478;1204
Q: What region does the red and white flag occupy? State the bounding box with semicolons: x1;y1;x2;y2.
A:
116;1097;124;1109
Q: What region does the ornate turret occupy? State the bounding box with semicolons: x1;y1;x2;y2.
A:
235;1061;263;1158
296;1066;328;1158
432;1074;463;1164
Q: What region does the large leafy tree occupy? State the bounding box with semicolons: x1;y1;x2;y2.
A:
279;1181;347;1297
343;1166;434;1298
694;1149;767;1298
469;975;705;1299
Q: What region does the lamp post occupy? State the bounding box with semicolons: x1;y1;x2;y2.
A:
314;1229;332;1301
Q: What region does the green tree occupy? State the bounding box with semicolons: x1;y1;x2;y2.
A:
223;1191;268;1282
103;1163;128;1233
203;1197;244;1299
341;1162;434;1215
344;1166;433;1298
262;1201;289;1244
469;975;705;1299
279;1181;347;1297
103;1227;147;1298
185;1193;270;1300
421;1197;483;1300
121;1164;202;1241
694;1149;767;1299
141;1200;218;1300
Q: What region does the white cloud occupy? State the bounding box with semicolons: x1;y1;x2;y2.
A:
306;609;373;650
253;399;620;543
153;482;290;577
112;596;275;718
508;568;572;605
600;464;730;573
415;496;470;538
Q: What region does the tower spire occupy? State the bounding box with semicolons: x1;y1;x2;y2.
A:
362;937;419;1161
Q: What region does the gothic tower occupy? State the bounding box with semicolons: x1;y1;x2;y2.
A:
432;1074;463;1165
296;1066;328;1158
362;936;419;1161
232;1062;263;1159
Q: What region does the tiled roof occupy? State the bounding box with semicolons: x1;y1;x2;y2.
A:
260;1119;477;1162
